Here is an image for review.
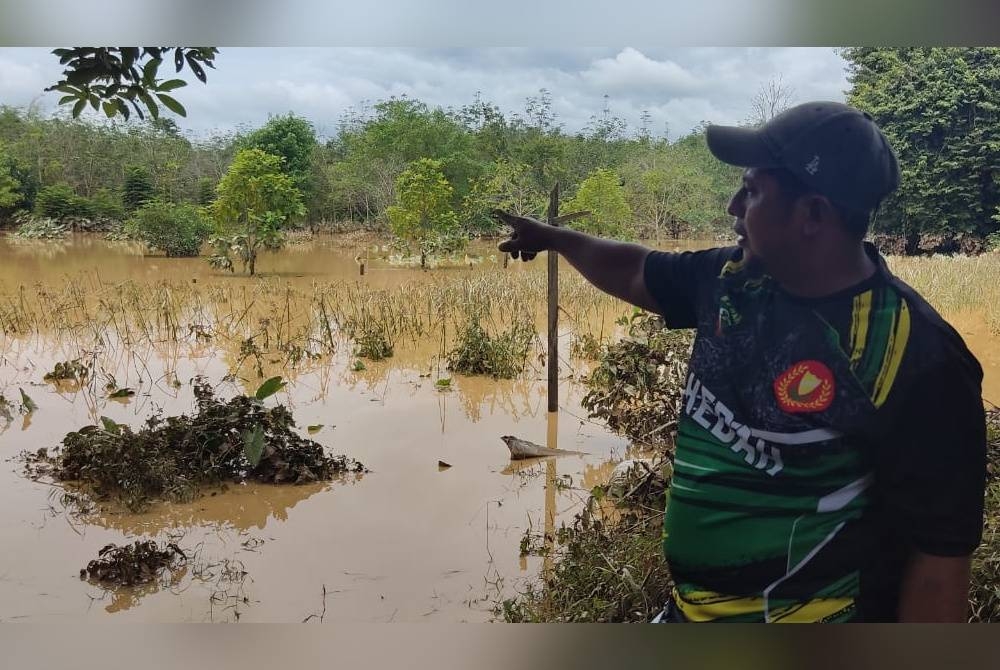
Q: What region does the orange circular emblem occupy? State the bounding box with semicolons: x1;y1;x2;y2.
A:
773;360;835;413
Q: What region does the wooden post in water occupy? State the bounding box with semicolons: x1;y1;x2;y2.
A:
547;184;560;413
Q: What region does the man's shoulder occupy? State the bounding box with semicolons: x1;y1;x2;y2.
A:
885;273;979;371
644;245;739;280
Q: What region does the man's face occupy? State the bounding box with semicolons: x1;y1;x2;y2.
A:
727;168;798;269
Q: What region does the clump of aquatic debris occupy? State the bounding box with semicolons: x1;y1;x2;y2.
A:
43;358;91;382
80;540;186;587
25;377;365;512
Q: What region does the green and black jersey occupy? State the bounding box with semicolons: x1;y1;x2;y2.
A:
643;243;986;622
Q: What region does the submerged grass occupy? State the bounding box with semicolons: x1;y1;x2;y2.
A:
889;252;1000;334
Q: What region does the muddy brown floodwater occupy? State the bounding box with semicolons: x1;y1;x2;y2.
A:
0;233;996;622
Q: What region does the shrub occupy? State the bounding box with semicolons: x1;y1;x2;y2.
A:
446;315;535;378
35;183;78;219
126;200;211;257
90;187;125;220
123;166;154;212
581;310;692;447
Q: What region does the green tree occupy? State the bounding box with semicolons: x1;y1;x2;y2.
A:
240;114;317;201
563;168;633;239
35;183;80;219
461;159;543;235
126;199;211;256
386;158;462;267
209;148;304;275
844;47;1000;246
0;145;22;211
123;166;155;212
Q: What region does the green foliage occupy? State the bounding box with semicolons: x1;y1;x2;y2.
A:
844;47;1000;242
582;311;692;447
563;168;634;239
254;376;287;400
197;176;215;205
499;508;671;622
386;158;463;265
446;315;535;378
462;159;544;235
33;183;108;219
240;114;317;196
125;199;211;257
624;152;720;240
0;145;22;210
209;148;304;275
46;47;218;120
89;187;125;220
123;165;155;212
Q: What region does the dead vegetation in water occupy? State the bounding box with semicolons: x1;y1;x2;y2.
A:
499;504;672;623
80;540;186;587
23;378;366;512
970;406;1000;623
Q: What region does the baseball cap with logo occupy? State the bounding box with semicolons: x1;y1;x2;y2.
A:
705;101;900;214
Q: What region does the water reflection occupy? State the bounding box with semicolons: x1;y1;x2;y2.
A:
82;479;355;536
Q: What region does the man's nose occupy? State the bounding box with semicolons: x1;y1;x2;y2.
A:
727;193;743;217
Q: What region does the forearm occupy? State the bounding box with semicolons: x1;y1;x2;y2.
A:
548;227;658;311
897;551;971;622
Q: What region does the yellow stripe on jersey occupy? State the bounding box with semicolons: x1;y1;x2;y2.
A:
872;299;911;408
768;598;856;623
673;588;765;622
674;588;856;623
849;290;872;366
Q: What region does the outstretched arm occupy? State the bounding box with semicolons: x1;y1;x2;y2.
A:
493;210;660;313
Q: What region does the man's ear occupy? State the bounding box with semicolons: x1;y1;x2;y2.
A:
801;195;834;237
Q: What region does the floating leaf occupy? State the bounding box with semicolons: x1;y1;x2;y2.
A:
100;416;121;435
19;388;38;412
351;360;366;372
242;425;265;468
307;424;323;434
108;388;136;399
435;378;452;388
254;376;286;401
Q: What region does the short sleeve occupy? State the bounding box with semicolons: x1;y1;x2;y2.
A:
643;247;732;329
875;358;987;557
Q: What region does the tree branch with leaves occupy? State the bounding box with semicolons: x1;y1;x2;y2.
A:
47;47;218;121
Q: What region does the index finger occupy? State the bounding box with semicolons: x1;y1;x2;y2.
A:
489;209;519;227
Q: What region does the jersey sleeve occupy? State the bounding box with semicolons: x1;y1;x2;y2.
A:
875;356;987;557
642;247;732;329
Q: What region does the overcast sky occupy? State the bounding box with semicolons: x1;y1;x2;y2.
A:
0;47;849;141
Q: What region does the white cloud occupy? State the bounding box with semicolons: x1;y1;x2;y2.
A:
0;47;849;142
581;48;703;97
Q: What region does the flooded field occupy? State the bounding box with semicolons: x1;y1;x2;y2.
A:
1;233;997;622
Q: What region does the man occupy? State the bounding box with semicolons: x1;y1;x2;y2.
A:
493;101;986;623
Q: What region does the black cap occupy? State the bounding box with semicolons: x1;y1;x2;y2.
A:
706;101;900;213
